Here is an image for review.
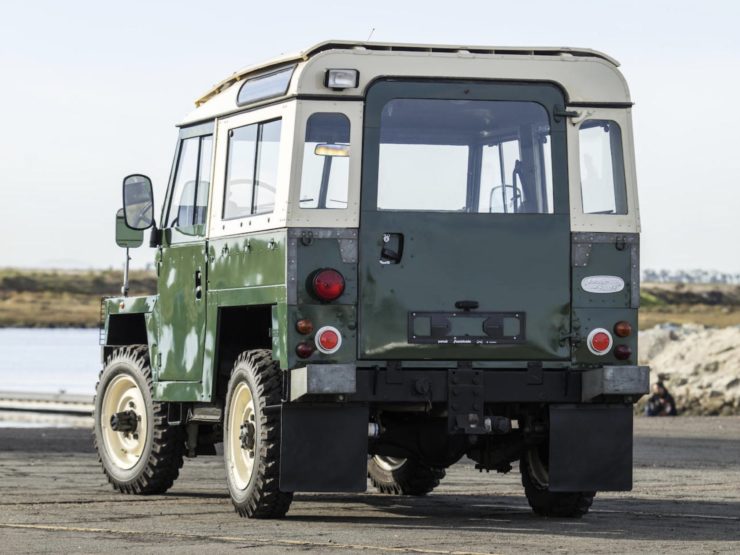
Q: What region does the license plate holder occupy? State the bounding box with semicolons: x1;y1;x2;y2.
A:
408;311;526;345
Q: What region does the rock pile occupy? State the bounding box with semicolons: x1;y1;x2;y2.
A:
639;325;740;415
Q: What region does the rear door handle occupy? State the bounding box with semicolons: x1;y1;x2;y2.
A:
380;233;404;265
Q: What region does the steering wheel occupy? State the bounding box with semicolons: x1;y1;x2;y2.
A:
488;185;523;213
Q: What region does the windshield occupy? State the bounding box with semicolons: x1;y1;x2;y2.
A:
377;99;554;214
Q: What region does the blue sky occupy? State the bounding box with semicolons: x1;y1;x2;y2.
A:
1;0;738;271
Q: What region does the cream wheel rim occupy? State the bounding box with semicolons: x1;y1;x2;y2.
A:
227;382;257;490
374;455;406;472
101;374;148;470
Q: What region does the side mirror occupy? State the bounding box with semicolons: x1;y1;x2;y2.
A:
122;174;155;230
115;209;144;248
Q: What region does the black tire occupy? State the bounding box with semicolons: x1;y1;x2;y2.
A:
368;456;445;496
223;350;293;518
520;445;595;518
93;345;185;494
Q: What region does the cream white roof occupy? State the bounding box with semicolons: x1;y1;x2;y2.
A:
182;40;629;125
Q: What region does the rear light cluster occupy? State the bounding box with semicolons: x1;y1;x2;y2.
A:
296;268;346;358
295;319;343;358
586;321;633;360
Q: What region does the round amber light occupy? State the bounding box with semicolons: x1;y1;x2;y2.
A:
296;319;314;335
614;321;632;338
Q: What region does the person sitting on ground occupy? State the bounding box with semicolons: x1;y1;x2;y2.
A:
645;381;678;416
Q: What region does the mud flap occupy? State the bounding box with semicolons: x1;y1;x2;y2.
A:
548;404;633;492
280;404;369;492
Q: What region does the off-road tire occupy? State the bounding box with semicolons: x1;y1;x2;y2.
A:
93;345;185;494
223;350;293;518
520;446;595;518
368;456;445;496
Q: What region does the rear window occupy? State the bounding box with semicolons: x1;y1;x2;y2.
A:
579;120;627;215
299;113;350;209
376;99;554;214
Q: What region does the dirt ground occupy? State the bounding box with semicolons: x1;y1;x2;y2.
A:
0;417;739;554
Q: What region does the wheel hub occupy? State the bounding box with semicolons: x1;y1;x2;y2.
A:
239;421;256;452
110;410;139;434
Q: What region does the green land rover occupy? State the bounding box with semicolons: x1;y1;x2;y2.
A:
96;41;649;519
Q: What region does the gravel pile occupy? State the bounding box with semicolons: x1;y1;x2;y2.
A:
639;324;740;415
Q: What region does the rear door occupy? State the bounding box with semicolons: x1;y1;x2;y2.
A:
358;80;571;360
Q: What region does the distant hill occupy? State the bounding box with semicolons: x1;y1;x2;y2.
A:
0;269;155;328
643;269;740;284
0;268;739;328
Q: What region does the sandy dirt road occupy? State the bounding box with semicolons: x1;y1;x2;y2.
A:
0;417;738;554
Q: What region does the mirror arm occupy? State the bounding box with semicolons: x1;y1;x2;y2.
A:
149;221;162;248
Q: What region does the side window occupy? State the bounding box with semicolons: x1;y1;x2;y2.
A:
579;120;627;214
223;118;282;219
194;136;213;225
166;134;213;228
300;113;350;209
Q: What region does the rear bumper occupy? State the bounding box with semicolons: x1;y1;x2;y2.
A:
289;364;650;404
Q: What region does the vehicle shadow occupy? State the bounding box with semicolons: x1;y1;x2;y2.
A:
286;492;740;542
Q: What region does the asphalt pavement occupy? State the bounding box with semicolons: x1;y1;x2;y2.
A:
0;417;739;554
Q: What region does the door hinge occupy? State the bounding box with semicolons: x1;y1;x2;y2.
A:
553;105;580;122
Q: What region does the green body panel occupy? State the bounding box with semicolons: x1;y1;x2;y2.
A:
156;232;208;382
153;380;204;402
105;295;157;316
573;243;633;309
272;302;289;370
358;213;571;360
294;235;358;306
207;231;286;290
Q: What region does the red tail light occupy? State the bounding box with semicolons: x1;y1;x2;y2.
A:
309;269;345;302
315;326;342;354
587;328;613;356
295;342;315;358
614;345;632;360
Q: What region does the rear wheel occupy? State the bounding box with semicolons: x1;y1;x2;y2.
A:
93;345;185;494
223;350;293;518
520;444;595;517
368;455;445;496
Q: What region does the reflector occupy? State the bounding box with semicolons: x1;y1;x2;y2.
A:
315;326;342;354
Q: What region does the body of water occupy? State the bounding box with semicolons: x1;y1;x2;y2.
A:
0;328;101;395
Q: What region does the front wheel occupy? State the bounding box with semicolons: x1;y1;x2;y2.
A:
93;345;185;494
368;456;445;496
520;444;595;518
223;350;293;518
